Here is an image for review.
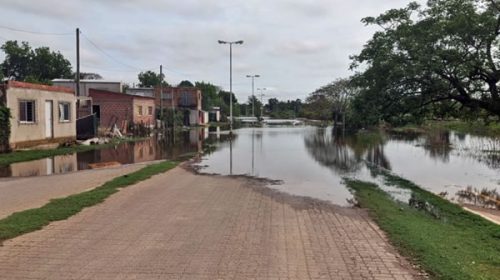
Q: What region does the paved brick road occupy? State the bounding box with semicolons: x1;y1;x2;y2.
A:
0;167;421;279
0;164;146;219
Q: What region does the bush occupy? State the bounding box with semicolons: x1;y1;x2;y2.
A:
0;106;11;153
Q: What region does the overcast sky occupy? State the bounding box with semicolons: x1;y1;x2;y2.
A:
0;0;422;102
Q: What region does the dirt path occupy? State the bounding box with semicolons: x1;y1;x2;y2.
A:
0;164;149;219
0;167;421;279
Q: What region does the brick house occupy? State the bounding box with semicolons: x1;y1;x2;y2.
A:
0;81;77;150
89;89;155;134
154;86;208;125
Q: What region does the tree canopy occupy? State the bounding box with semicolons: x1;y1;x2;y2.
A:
137;70;169;87
178;80;194;87
195;81;219;111
351;0;500;125
302;78;358;121
1;40;72;84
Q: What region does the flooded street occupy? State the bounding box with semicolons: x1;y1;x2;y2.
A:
2;125;499;209
0;128;212;178
198;126;500;207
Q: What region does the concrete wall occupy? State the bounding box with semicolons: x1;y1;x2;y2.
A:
6;85;77;149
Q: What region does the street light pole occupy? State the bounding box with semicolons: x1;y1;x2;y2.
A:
257;87;266;120
246;74;260;118
218;40;243;135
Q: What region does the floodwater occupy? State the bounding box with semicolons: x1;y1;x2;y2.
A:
0;128;218;178
197;126;500;207
1;125;499;209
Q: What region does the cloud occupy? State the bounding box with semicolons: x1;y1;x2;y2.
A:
0;0;426;99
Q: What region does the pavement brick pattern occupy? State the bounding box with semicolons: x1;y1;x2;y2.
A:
0;164;145;219
0;167;420;279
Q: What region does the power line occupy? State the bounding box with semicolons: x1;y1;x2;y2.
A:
80;32;141;71
0;25;72;36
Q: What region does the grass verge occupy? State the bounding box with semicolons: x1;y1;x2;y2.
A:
391;120;500;137
0;137;145;166
345;171;500;280
0;160;177;243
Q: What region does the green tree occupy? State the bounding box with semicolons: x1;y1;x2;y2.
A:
1;41;31;81
218;90;240;119
195;81;219;111
178;80;194;87
137;70;169;87
266;98;302;119
351;0;500;123
1;41;72;84
247;95;263;117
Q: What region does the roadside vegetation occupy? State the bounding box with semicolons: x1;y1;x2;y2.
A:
346;170;500;280
390;121;500;137
0;137;145;166
0;160;177;243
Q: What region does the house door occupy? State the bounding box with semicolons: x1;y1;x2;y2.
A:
45;100;53;138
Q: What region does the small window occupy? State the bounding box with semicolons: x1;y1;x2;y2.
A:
138;105;143;116
19;100;36;123
59;102;71;122
148;106;153;115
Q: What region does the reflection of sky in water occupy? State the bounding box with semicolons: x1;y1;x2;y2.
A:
201;127;352;205
200;126;500;206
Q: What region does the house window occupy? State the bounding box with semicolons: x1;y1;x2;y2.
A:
138;105;143;116
19;100;36;123
59;102;71;122
148;106;153;115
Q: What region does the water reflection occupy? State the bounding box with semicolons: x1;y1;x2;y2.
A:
304;128;390;173
2;125;500;210
199;126;500;206
0;128;213;178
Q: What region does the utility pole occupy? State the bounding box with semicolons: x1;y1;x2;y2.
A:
75;28;80;97
159;65;163;124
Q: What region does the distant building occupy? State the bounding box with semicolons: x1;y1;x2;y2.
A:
209;107;221;122
89;89;155;134
52;79;123;96
0;81;77;150
154;86;208;125
125;87;155;98
52;79;123;118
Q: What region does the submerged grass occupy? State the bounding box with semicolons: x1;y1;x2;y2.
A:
346;171;500;280
0;137;145;166
392;120;500;137
0;160;177;243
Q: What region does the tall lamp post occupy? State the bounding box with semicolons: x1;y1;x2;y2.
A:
218;40;244;135
246;74;260;118
257;87;266;120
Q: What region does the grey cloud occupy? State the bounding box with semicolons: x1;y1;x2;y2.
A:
0;0;426;99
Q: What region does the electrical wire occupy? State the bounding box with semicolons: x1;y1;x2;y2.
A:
80;32;141;71
0;25;72;36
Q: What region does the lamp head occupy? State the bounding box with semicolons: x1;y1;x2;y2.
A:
218;40;227;44
235;40;244;44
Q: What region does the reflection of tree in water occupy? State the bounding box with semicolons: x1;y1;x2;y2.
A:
304;128;390;173
422;130;452;162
